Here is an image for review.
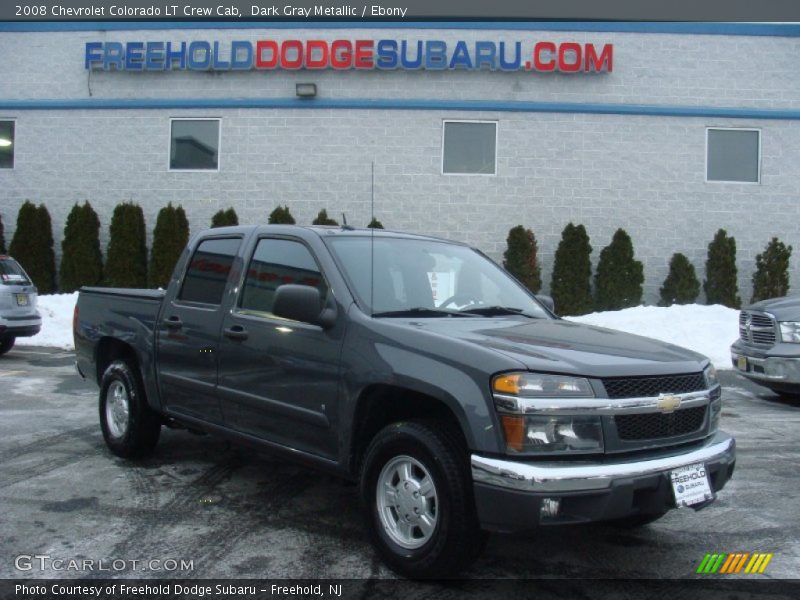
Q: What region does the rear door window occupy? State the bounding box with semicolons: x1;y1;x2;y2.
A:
178;238;241;305
0;259;31;285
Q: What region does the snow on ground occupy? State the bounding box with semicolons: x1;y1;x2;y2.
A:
17;292;78;350
19;293;740;369
569;304;739;369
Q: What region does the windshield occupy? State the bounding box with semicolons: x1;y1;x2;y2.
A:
326;237;550;318
0;259;31;286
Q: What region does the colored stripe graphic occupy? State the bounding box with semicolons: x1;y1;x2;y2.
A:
699;552;773;574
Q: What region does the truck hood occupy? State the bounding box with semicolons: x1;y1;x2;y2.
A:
747;295;800;321
395;317;707;378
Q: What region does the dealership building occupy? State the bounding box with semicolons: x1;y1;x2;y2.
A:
1;22;799;302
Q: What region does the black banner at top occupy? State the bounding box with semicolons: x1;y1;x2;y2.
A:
3;0;800;22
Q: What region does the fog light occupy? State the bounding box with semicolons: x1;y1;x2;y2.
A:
540;497;561;519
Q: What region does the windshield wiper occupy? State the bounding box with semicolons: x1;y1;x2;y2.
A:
372;307;479;318
459;306;539;318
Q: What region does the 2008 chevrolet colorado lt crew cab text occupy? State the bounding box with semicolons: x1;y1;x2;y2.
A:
74;226;735;578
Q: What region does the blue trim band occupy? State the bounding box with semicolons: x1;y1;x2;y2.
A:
2;97;799;120
1;21;799;37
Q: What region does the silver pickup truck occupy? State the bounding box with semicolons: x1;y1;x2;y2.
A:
0;255;42;355
731;295;800;397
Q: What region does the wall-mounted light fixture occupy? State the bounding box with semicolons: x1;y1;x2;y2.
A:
0;139;11;147
295;83;317;98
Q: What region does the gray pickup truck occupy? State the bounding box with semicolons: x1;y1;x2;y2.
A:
75;226;735;578
731;296;800;397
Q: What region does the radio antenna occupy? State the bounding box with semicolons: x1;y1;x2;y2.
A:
370;161;375;317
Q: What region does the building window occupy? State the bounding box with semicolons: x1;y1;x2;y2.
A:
442;120;497;175
179;237;241;304
170;118;220;171
706;128;760;183
239;238;328;317
0;121;15;169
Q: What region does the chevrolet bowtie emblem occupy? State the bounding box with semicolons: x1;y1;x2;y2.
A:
657;393;681;413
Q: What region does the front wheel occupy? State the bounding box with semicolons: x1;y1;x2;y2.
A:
99;360;161;458
0;336;15;356
360;420;484;579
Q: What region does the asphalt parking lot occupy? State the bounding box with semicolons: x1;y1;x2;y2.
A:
1;346;799;583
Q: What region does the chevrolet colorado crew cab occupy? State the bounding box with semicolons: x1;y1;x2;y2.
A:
0;255;42;355
731;295;800;397
75;226;736;578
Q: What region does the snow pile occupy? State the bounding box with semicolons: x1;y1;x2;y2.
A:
17;292;78;349
569;304;739;369
18;293;740;369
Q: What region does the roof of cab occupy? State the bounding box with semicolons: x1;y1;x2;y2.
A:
201;225;469;246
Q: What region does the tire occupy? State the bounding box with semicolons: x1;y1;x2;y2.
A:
360;420;484;579
606;512;667;529
99;360;161;458
0;337;15;356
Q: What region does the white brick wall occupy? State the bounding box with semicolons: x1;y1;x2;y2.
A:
1;27;799;303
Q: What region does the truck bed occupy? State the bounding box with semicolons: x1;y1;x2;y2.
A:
74;287;166;386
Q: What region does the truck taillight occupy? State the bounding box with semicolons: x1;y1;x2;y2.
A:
73;304;79;333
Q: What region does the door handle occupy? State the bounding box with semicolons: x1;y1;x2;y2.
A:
223;326;249;341
164;316;183;330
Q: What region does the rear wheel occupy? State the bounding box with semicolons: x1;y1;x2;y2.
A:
360;420;484;579
99;360;161;458
0;336;15;356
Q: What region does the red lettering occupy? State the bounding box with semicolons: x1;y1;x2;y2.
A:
305;40;328;69
331;40;352;69
354;40;374;69
255;40;278;69
533;42;556;72
280;40;303;69
558;42;582;72
585;43;613;72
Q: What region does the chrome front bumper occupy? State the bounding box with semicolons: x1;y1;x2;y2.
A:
730;351;800;384
471;431;735;493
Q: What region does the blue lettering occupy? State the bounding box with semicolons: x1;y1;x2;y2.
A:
425;40;447;70
376;39;398;69
124;42;144;71
400;40;422;69
145;42;165;70
188;41;211;70
230;41;252;69
166;41;187;70
103;42;124;71
84;42;103;70
212;41;230;70
498;41;521;71
448;41;473;70
474;41;496;70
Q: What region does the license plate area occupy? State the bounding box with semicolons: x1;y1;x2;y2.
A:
15;293;28;307
737;356;747;371
670;462;714;508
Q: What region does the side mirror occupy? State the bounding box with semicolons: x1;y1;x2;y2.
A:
536;294;555;313
273;284;336;329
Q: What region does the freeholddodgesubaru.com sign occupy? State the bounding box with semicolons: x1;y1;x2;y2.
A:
84;39;613;72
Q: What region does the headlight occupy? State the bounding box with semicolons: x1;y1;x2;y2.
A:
779;322;800;343
499;414;604;454
709;397;722;433
492;372;602;454
493;372;594;398
703;364;719;388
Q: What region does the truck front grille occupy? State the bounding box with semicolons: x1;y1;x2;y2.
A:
601;373;706;399
615;406;707;440
739;311;776;346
